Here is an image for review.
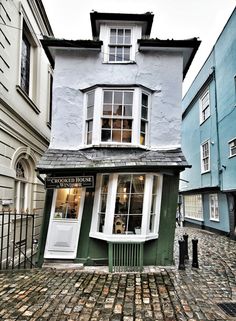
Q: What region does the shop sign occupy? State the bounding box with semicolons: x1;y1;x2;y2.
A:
45;176;94;189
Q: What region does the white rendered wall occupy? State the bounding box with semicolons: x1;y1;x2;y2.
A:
50;49;183;150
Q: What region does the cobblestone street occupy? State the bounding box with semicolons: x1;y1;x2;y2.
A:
0;227;236;321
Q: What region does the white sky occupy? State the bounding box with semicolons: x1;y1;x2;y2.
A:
42;0;236;95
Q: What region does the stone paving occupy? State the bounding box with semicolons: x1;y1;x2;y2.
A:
0;227;236;321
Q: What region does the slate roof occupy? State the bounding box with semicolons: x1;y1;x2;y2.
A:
37;148;189;173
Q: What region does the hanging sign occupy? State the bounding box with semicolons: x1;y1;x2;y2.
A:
45;176;94;189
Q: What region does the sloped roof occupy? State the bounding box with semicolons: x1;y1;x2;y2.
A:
37;147;190;173
138;38;201;79
90;11;154;38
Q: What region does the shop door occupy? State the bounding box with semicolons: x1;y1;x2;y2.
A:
44;187;85;259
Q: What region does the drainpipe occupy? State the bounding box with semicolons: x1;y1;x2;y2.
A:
212;53;221;190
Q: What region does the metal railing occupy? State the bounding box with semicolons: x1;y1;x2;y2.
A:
108;242;144;272
0;209;37;270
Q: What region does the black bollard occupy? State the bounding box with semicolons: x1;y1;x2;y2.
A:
192;238;199;268
183;233;189;260
178;239;185;270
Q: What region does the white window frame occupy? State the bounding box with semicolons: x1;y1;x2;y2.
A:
199;88;210;124
209;194;219;221
108;27;132;62
89;173;163;242
83;87;151;148
201;140;210;173
18;8;40;103
184;194;203;221
229;138;236;158
101;24;141;63
14;160;30;212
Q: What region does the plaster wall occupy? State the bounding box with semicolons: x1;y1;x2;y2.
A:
49;49;183;150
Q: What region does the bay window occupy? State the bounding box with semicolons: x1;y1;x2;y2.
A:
90;173;163;242
86;91;95;144
84;87;150;147
101;90;133;143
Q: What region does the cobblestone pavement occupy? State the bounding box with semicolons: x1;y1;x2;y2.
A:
0;227;236;321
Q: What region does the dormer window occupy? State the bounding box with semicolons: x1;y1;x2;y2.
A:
109;28;132;62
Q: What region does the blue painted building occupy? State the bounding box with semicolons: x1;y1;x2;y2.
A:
180;7;236;238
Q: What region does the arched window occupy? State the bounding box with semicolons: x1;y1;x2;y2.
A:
14;160;29;212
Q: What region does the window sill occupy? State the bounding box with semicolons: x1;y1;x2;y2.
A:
200;115;210;125
89;231;158;243
201;170;211;174
229;154;236;159
47;121;51;129
184;217;204;222
16;85;40;114
81;143;149;150
210;218;220;222
103;61;136;65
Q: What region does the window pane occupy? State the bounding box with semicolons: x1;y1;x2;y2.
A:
122;131;131;143
110;29;116;44
98;214;105;232
142;107;148;119
109;47;115;61
103;104;112;115
124;47;130;61
151;195;156;214
54;188;81;219
116;47;123;61
117;29;124;44
140;133;145;145
123;119;132;129
142;93;148;106
104;91;113;104
87;132;92;144
115;195;129;214
141;121;146;132
19;182;25;210
101;175;109;193
129;215;142;233
87;120;93;132
114;91;123;104
114;215;127;234
117;175;131;194
112;119;121;129
102;119;111;129
124;105;132;116
124;29;131;44
87;92;94;107
100;194;107;213
130;194;143;214
112;130;121;142
124;92;133;104
21;34;31;94
101;130;111;141
152;176;158;194
132;175;145;193
113;105;122;115
87;106;93;119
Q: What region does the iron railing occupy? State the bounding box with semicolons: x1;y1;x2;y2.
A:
108;242;144;272
0;209;37;270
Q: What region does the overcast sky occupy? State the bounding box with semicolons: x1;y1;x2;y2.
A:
41;0;235;95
